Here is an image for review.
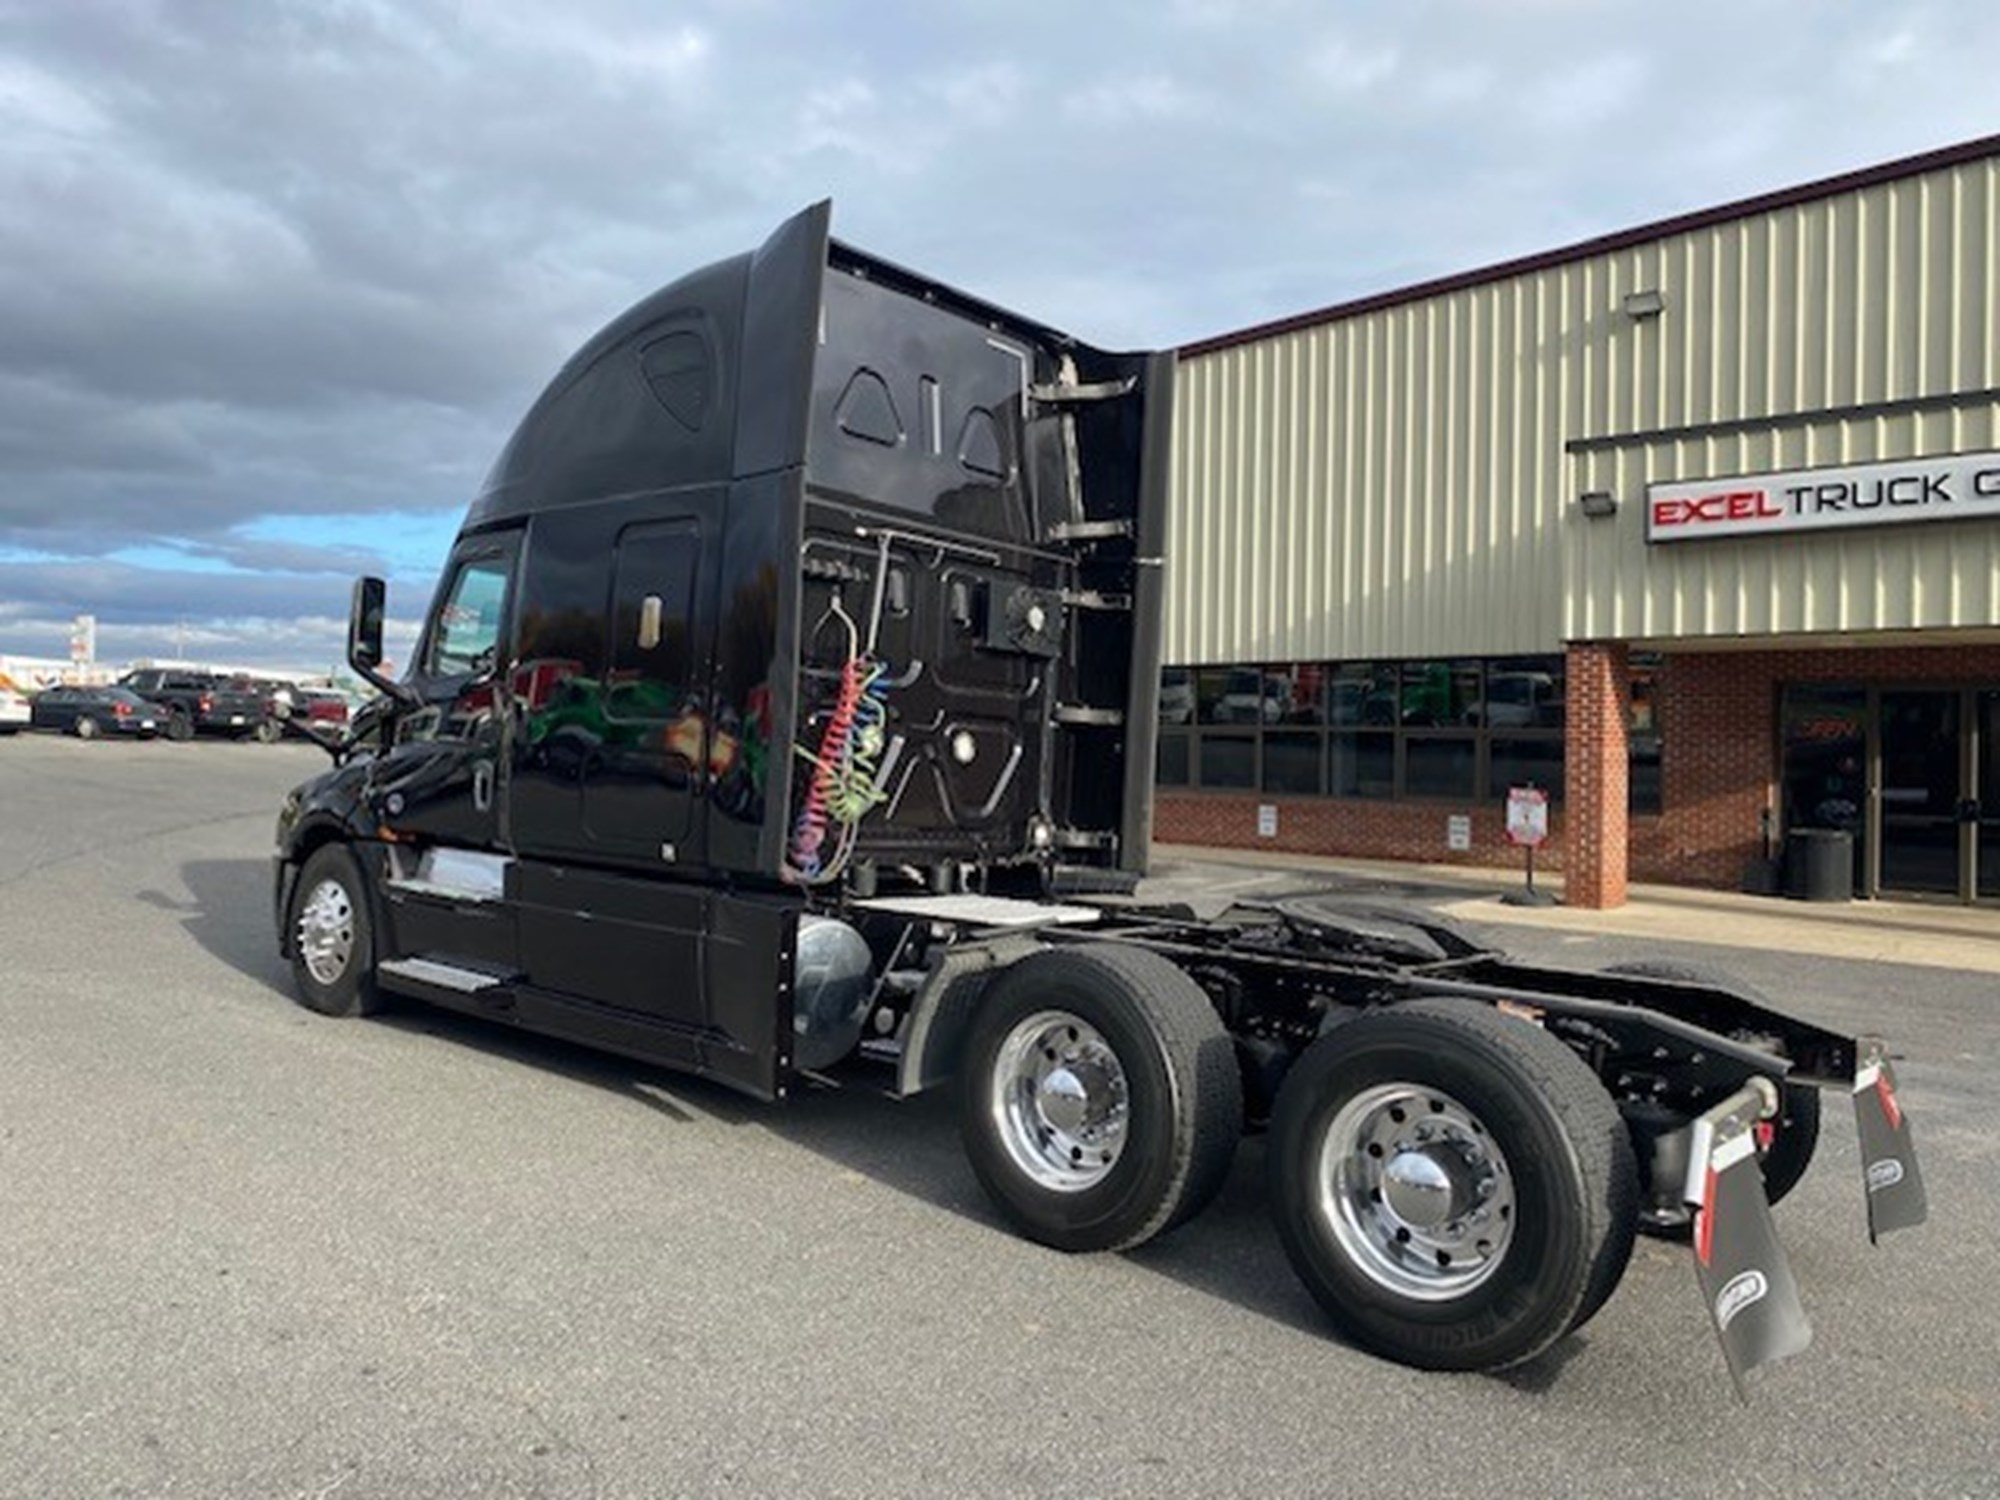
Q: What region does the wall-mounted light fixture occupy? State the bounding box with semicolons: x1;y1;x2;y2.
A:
1621;289;1666;320
1577;490;1619;519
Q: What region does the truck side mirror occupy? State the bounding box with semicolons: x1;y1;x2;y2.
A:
346;576;415;707
349;576;387;670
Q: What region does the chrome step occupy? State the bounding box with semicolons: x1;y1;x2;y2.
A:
379;957;512;994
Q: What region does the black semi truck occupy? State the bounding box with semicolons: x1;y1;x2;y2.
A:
274;203;1924;1387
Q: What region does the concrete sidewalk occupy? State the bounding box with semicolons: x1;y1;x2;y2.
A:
1151;842;2000;975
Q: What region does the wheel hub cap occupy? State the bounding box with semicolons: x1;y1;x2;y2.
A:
1315;1083;1518;1300
1381;1149;1459;1228
297;877;355;987
991;1010;1131;1193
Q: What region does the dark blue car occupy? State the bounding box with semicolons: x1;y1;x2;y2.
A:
29;685;168;739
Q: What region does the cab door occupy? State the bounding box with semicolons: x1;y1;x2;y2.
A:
375;530;523;851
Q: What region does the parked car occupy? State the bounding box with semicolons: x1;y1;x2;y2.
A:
29;685;168;739
0;672;29;735
117;668;278;741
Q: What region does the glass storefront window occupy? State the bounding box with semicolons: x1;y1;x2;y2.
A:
1331;662;1398;726
1401;660;1481;726
1406;736;1477;798
1269;663;1325;725
1478;655;1565;729
1491;738;1565;801
1330;732;1395;797
1195;668;1236;726
1158;656;1582;806
1262;731;1323;794
1199;735;1256;789
1628;651;1662;816
1781;685;1867;834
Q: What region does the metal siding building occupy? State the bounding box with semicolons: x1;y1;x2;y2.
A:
1156;136;2000;907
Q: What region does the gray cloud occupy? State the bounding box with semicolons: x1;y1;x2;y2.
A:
3;0;1999;668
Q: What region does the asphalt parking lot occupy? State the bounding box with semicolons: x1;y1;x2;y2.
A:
2;735;1996;1498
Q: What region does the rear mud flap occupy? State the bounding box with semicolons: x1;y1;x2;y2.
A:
1853;1039;1928;1242
1686;1084;1812;1399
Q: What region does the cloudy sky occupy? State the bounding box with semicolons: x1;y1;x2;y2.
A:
3;0;1996;673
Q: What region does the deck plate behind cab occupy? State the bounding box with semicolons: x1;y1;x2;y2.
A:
850;894;1102;929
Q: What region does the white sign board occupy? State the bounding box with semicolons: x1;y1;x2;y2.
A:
1256;804;1278;839
1505;786;1550;848
1646;450;2000;544
1446;815;1472;852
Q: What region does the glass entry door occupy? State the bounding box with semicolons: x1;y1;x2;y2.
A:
1877;690;1964;897
1981;691;2000;901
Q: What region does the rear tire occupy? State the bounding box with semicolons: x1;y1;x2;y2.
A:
1268;999;1636;1371
1602;961;1822;1235
74;716;100;740
959;944;1241;1254
287;844;385;1018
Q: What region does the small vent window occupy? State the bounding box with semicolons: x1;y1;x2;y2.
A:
834;368;904;447
956;406;1007;479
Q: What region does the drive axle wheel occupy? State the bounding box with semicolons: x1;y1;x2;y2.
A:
166;711;194;743
1268;1000;1636;1372
288;844;385;1018
959;945;1241;1254
74;716;100;740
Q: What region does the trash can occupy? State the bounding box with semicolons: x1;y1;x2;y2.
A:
1784;828;1854;902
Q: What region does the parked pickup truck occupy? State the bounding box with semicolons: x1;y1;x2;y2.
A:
119;668;280;743
274;203;1924;1393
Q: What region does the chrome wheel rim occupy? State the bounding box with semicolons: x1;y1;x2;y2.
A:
991;1009;1131;1192
1315;1083;1516;1300
296;877;355;987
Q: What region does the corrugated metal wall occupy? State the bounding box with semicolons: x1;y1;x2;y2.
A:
1166;151;2000;663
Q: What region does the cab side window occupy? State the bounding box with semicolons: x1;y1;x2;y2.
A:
428;557;513;677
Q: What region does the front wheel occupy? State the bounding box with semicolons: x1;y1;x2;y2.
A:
165;711;194;743
74;716;100;740
1268;1000;1636;1371
287;844;385;1018
958;945;1241;1254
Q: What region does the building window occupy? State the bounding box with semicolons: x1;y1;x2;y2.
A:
1262;730;1324;794
1160;654;1566;803
1199;735;1256;789
1629;652;1663;816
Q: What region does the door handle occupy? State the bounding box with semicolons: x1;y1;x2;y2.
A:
473;761;494;813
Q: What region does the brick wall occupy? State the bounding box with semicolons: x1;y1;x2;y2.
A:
1154;790;1568;870
1563;642;1630;908
1631;642;2000;890
1154;641;2000;898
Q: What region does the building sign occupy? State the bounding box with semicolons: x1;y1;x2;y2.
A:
69;614;96;663
1256;803;1278;839
1646;450;2000;544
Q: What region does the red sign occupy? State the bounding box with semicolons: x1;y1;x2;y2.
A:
1505;786;1550;848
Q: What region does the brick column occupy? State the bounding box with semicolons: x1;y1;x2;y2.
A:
1564;642;1630;909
